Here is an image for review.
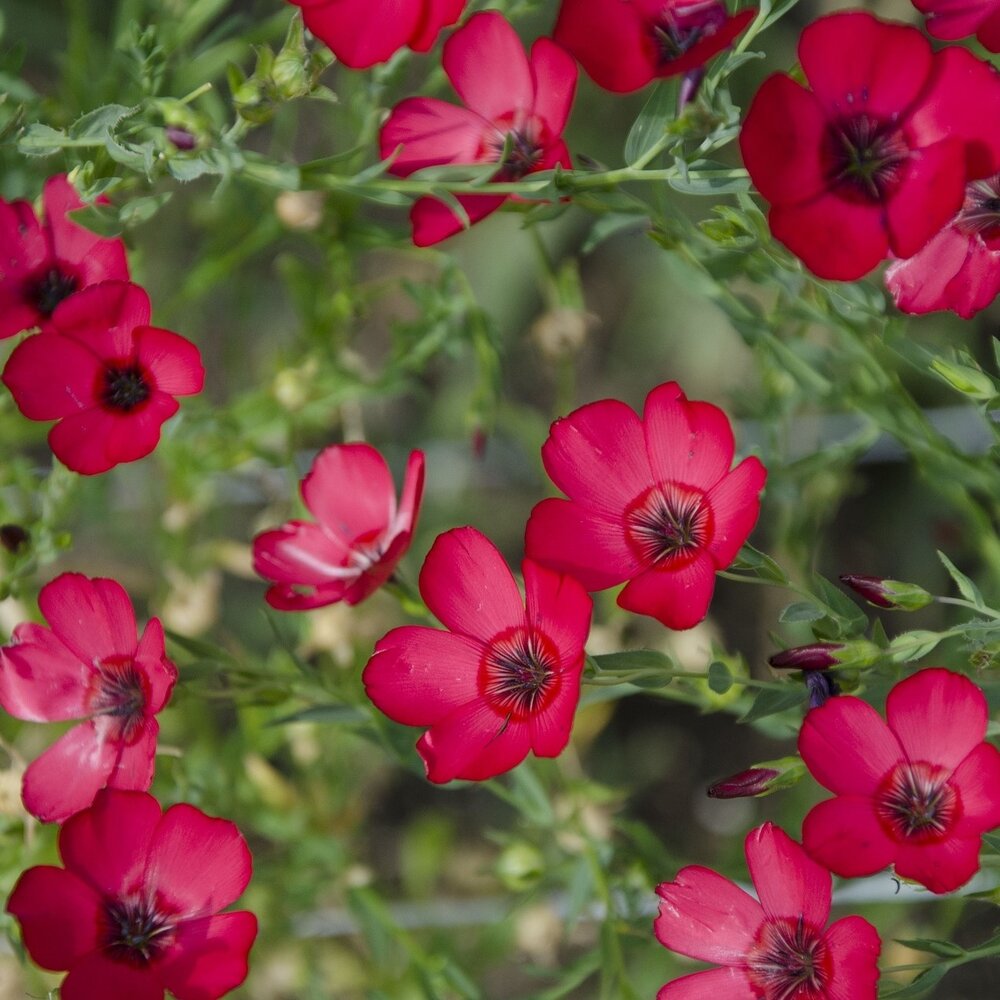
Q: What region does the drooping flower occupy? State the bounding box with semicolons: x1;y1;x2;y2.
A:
7;788;257;1000
287;0;464;69
655;822;881;1000
885;175;1000;318
0;573;176;823
553;0;755;94
363;526;592;782
2;280;204;475
253;443;425;611
379;11;577;246
524;381;766;631
740;11;1000;280
911;0;1000;52
0;174;129;340
799;667;1000;894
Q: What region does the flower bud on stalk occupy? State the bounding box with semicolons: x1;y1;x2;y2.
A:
707;756;806;798
768;639;880;671
840;574;933;610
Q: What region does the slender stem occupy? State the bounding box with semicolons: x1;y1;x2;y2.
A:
935;595;1000;620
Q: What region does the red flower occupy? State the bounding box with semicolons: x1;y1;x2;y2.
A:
0;573;177;823
886;175;1000;318
6;788;257;1000
0;174;129;340
1;280;204;475
379;11;577;246
253;444;425;610
362;526;592;782
524;382;766;631
740;11;1000;280
655;822;881;1000
287;0;464;68
911;0;1000;52
553;0;755;94
799;668;1000;894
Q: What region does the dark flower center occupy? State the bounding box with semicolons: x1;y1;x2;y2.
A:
651;0;727;63
876;761;958;842
102;364;151;411
91;655;147;742
956;175;1000;240
746;916;830;1000
481;627;559;719
104;896;174;965
26;266;78;316
625;483;711;565
827;115;910;202
489;127;544;180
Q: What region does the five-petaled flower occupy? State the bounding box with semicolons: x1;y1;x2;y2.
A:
7;788;257;1000
910;0;1000;53
740;11;1000;280
553;0;755;94
253;443;425;610
0;174;129;340
1;280;204;475
286;0;464;68
379;10;577;246
524;381;766;631
0;573;177;823
799;667;1000;894
655;822;881;1000
886;174;1000;318
363;526;592;782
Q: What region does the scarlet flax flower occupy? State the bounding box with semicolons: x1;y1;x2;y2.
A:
655;822;881;999
2;280;204;475
253;443;425;610
740;11;1000;280
363;526;592;782
886;175;1000;318
287;0;464;68
799;667;1000;893
7;788;257;1000
0;174;129;339
911;0;1000;52
0;573;177;823
380;11;577;246
524;381;766;630
553;0;755;94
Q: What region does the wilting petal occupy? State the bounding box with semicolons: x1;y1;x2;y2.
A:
705;458;767;568
745;823;830;928
393;450;426;536
618;549;717;630
894;834;982;894
253;521;356;587
157;911;258;1000
658;967;757;1000
821;916;882;1000
801;795;897;879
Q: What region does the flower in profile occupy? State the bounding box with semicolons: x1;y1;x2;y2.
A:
910;0;1000;52
253;444;425;611
380;11;577;246
524;381;766;631
363;526;592;782
655;822;881;999
1;280;204;475
0;573;177;823
799;668;1000;893
553;0;755;94
0;174;129;340
287;0;464;69
7;788;257;1000
886;175;1000;318
740;11;1000;280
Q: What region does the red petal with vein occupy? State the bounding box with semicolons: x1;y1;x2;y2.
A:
303;443;395;541
135;617;177;714
705;457;767;567
39;573;137;664
2;332;101;419
798;696;901;795
410;0;464;50
106;719;158;792
915;0;999;40
381;98;488;177
145;803;253;918
654;865;762;964
745;823;830;928
0;629;90;721
409;192;507;247
134;326;205;396
50;279;150;357
59;787;162;897
801;794;896;878
294;0;422;69
443;12;533;121
6;865;102;970
529;680;581;758
418;526;526;642
894;834;983;894
363;625;482;725
821;916;883;1000
951;743;1000;833
522;559;592;663
885;668;987;772
658;966;757;1000
157;911;258;1000
618;549;717;630
529;38;577;134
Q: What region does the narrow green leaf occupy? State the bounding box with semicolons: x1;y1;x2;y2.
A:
778;601;825;624
896;938;965;959
624;82;675;167
937;550;985;608
739;686;804;723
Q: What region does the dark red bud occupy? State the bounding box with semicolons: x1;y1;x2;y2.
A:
0;524;29;553
839;574;894;608
165;126;197;151
768;642;843;671
839;574;932;611
707;767;780;799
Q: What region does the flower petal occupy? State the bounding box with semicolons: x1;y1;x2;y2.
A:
106;719;158;793
894;834;982;894
618;549;717;630
744;823;830;928
38;573;137;665
529;37;577;134
135;325;205;396
409;192;508;246
951;743;1000;834
60;950;163;1000
704;457;767;568
295;0;422;69
658;966;757;1000
393;450;425;536
0;626;90;721
801;795;896;879
821;915;882;1000
50;280;150;358
522;559;592;663
157;911;258;1000
135;617;177;715
2;331;102;419
381;98;489;177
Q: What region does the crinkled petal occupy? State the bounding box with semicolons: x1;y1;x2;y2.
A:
393;450;426;536
157;911;258;1000
409;192;507;246
254;521;356;587
529;37;577;134
381;98;489;177
60;950;163;1000
0;629;90;721
894;834;982;894
134;326;204;396
745;823;830;928
363;625;482;726
801;795;897;879
658;966;757;1000
704;457;767;568
618;549;717;630
886;668;987;771
654;865;762;964
135;617;176;714
2;331;102;419
951;743;1000;833
821;915;882;1000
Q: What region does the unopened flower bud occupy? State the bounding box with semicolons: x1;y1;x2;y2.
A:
164;126;197;151
0;524;29;554
707;756;806;799
805;669;839;708
768;642;842;671
840;574;933;611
